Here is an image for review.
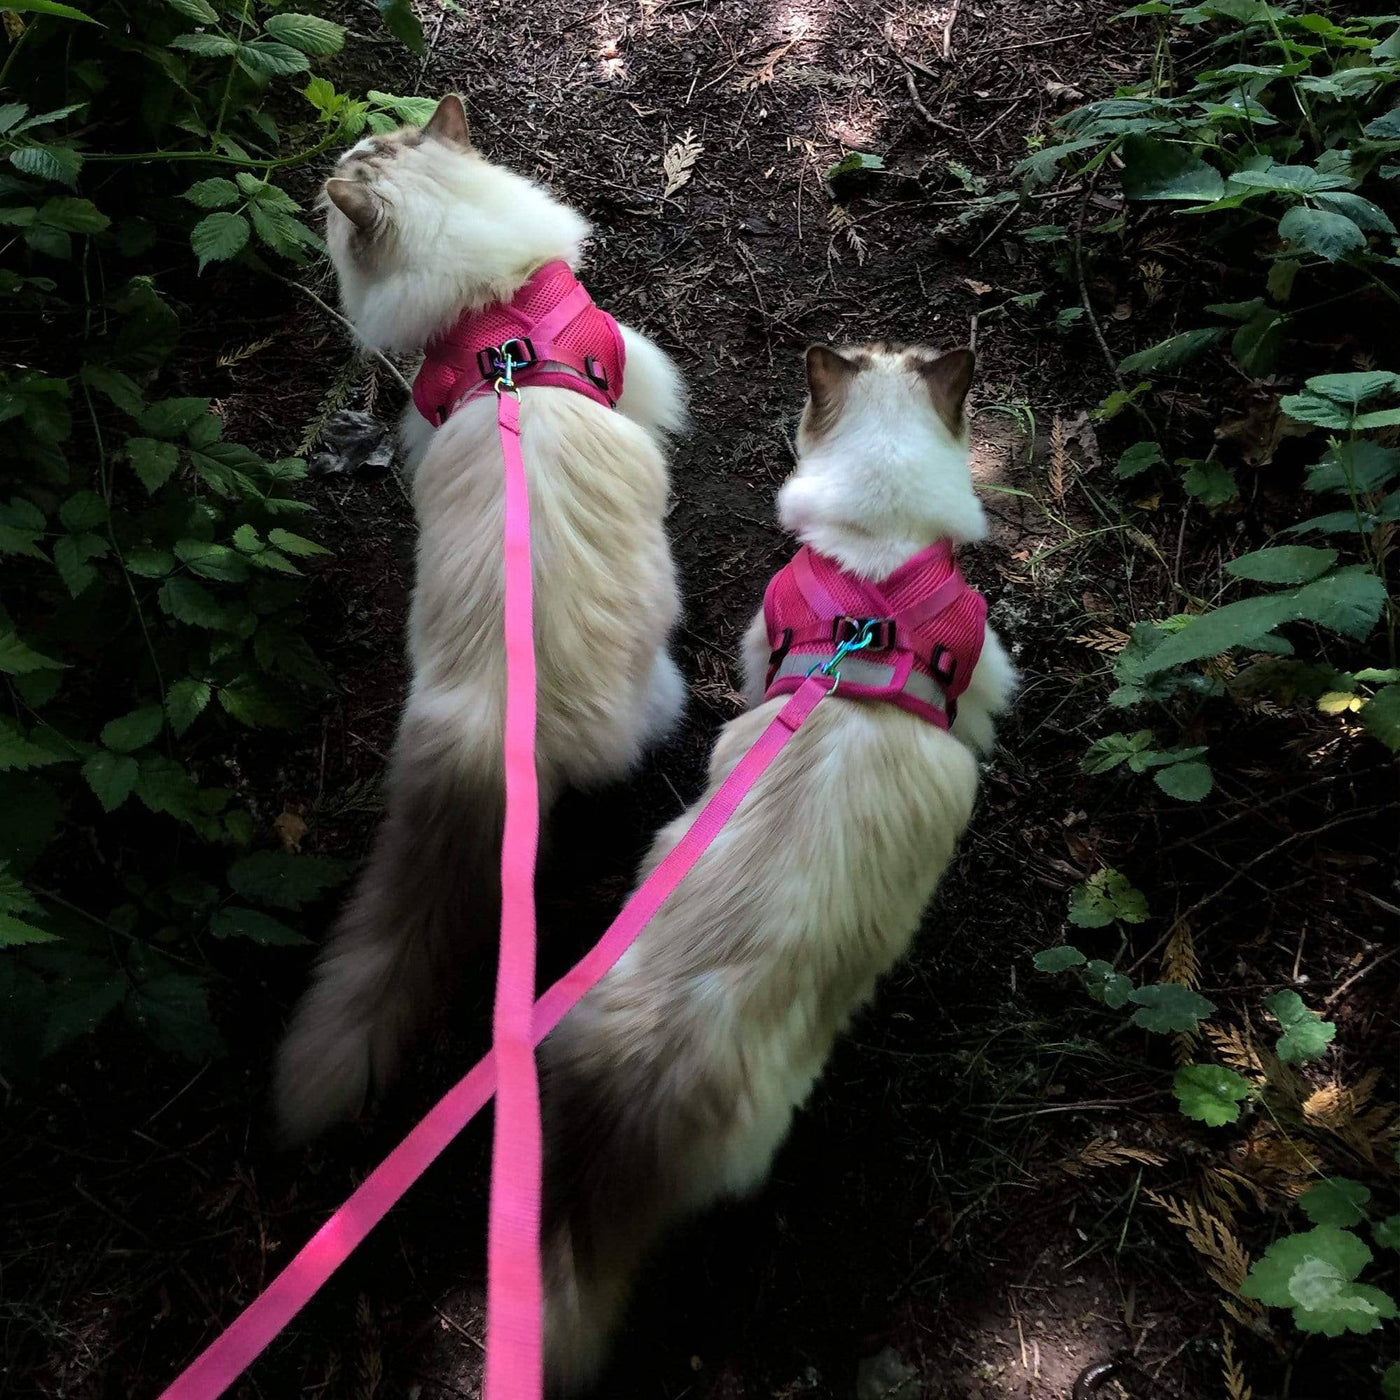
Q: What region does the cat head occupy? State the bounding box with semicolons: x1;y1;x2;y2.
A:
322;95;591;352
780;343;985;574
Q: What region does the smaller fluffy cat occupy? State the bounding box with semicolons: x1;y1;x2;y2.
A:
538;343;1017;1392
273;96;689;1146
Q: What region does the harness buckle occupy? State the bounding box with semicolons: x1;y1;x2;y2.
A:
477;338;537;382
832;616;895;650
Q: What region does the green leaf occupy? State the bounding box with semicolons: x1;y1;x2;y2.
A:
210;906;309;944
1281;392;1353;430
100;706;164;753
1068;869;1149;928
125;547;175;578
158;577;238;631
1307;371;1400;409
0;498;46;560
1360;684;1400;752
0;899;58;944
376;0;425;51
1299;1178;1371;1228
1083;959;1134;1010
266;528;329;557
1313;192;1395;236
1225;545;1337;584
174;539;249;583
1083;730;1155;773
826;151;885;184
168;31;239;54
10;143;83;188
1119;327;1226;375
1116;441;1164;479
1242;1227;1395;1336
1120;135;1224;201
237;39;310;75
217;674;291;726
1265;989;1337;1063
0;718;62;773
190;211;249;271
36;196;108;234
1136;572;1387;676
1374;1217;1400;1251
1267;258;1300;303
1384;1363;1400;1400
227;850;348;910
165;0;219;20
52;532;108;597
82;749;139;811
1182;460;1238;507
1129;983;1217;1033
182;177;240;209
124;948;223;1060
138;398;210;439
263;11;345;53
58;489;106;531
165;679;211;736
0;630;67;675
80;363;145;416
3;0;97;21
1364;109;1400;139
39;958;126;1052
1231;310;1286;378
1154;760;1212;801
1173;1064;1253;1125
1034;945;1086;972
1278;205;1366;262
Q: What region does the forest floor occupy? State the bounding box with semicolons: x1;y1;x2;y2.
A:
5;0;1398;1396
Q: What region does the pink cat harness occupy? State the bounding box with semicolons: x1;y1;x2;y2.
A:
763;541;986;728
412;258;627;426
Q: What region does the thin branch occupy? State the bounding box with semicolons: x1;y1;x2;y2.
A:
269;272;414;398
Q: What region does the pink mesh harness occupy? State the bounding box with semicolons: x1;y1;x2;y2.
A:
412;260;626;426
763;541;986;728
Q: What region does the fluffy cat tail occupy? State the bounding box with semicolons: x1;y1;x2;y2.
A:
273;707;506;1147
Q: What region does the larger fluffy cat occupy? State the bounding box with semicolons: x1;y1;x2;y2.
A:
538;343;1017;1391
274;96;688;1146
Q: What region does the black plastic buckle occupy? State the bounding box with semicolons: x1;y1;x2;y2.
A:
931;644;957;686
768;627;793;672
476;337;537;380
584;356;610;393
832;616;895;650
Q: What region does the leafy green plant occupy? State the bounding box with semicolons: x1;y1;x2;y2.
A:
0;0;424;1059
1082;727;1214;799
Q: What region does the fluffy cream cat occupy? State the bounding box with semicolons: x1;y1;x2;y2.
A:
538;343;1017;1391
274;96;688;1146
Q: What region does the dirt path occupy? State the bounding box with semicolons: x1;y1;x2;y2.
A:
7;2;1234;1396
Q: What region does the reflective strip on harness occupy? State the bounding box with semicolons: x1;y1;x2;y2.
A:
768;652;948;712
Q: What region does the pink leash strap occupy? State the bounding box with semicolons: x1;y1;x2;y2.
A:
485;389;545;1400
156;671;833;1400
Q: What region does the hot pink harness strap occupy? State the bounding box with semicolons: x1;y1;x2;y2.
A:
155;675;831;1400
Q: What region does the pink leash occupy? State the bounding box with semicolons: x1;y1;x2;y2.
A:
156;376;833;1397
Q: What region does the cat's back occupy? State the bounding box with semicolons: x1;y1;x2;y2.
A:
405;387;679;774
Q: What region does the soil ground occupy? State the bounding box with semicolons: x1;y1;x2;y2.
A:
5;0;1398;1397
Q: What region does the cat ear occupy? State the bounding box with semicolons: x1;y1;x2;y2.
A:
324;177;381;233
804;345;860;421
915;347;975;434
422;94;472;149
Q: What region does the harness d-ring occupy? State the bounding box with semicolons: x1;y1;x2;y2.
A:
805;619;879;695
